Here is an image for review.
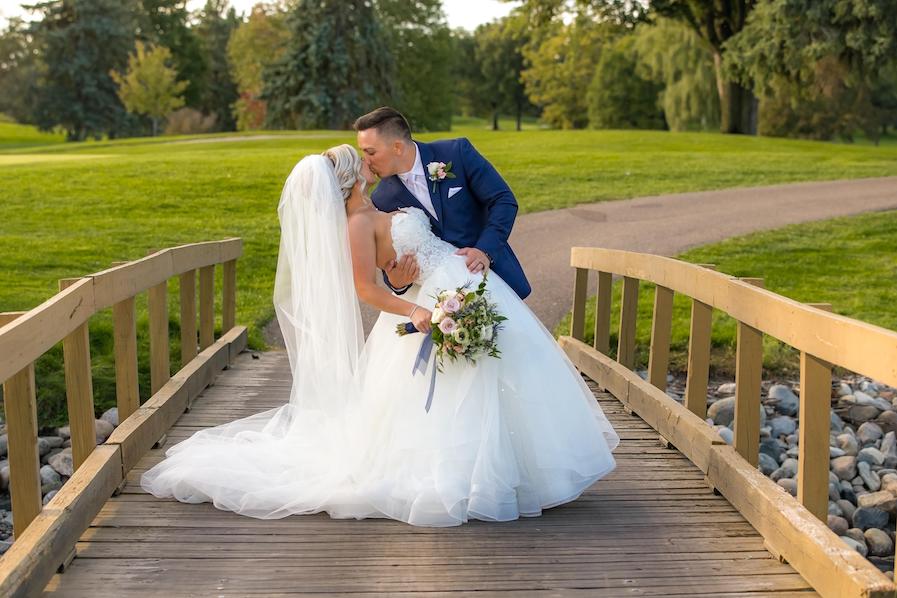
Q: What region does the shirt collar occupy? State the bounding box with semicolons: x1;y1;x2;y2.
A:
397;142;423;180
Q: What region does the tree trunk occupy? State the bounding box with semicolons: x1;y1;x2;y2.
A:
492;105;499;131
152;117;158;137
516;99;522;131
713;52;758;135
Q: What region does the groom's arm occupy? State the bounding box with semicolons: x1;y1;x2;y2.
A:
458;138;517;262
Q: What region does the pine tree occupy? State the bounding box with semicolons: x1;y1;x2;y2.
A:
30;0;139;140
262;0;395;130
194;0;239;131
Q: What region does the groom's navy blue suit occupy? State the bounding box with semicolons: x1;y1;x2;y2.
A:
371;138;531;299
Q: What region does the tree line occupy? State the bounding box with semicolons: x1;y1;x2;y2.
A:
1;0;895;142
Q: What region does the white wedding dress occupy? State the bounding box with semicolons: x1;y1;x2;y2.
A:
141;156;619;527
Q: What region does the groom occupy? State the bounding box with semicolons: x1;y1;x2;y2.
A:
354;106;531;299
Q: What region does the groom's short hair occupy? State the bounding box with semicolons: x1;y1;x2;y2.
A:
353;107;411;141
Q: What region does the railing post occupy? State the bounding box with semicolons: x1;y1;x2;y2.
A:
648;285;674;391
59;278;97;472
617;276;639;369
180;270;197;365
222;259;237;333
798;303;833;522
0;312;42;537
593;271;612;355
570;267;589;341
199;265;215;350
734;278;764;467
148;277;170;395
112;296;139;421
684;264;716;419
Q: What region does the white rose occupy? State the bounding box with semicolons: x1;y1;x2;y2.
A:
427;162;440;176
431;307;445;323
481;325;493;341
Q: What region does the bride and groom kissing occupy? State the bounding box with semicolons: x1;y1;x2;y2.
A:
140;107;619;527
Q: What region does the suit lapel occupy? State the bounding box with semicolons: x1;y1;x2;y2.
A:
416;141;445;224
382;176;425;214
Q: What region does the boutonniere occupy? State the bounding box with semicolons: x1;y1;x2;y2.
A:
426;161;456;193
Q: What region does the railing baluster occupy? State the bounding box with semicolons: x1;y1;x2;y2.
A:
798;303;833;522
570;267;589;341
222;259;237;333
59;278;97;471
734;318;763;467
199;265;215;350
617;276;639;369
180;270;197;365
112;296;139;421
683;265;717;419
648;285;674;391
593;271;612;355
0;312;42;537
148;278;170;395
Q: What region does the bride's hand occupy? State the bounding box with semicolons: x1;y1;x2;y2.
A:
410;306;433;334
386;254;419;289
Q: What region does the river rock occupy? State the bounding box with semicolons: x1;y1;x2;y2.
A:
865;528;894;557
768;384;799;416
832;456;858;481
841;536;869;557
858;461;882;492
48;448;73;477
777;478;797;496
853;507;890;530
100;408;119;427
828;515;849;536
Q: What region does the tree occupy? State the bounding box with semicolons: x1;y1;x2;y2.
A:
262;0;395;130
138;0;206;107
227;2;290;130
651;0;759;134
632;18;720;131
375;0;454;131
30;0;139;140
473;16;533;131
0;18;39;123
521;16;610;129
723;0;897;142
112;42;188;135
194;0;240;130
587;35;665;130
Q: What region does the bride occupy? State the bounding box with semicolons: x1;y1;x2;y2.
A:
141;145;619;527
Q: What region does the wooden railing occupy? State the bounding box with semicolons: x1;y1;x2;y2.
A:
0;239;248;597
559;248;897;598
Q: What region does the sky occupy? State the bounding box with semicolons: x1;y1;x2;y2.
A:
0;0;518;30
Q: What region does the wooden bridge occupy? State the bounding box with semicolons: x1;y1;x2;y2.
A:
1;241;896;596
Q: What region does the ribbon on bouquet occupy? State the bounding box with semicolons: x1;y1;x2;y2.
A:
411;332;438;413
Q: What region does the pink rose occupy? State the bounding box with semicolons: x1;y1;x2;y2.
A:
439;317;457;334
442;297;461;314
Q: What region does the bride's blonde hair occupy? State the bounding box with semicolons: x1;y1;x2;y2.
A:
323;144;365;201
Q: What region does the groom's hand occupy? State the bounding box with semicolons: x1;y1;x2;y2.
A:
456;247;489;274
385;254;419;289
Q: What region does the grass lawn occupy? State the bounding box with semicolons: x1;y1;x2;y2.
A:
1;118;896;426
554;210;897;378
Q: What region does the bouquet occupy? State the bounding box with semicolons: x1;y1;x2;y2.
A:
396;272;507;411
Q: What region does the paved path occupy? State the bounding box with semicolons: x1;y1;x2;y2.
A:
265;176;897;343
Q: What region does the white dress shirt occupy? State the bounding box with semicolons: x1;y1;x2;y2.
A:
397;143;438;220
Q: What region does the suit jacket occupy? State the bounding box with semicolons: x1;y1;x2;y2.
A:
371;138;531;299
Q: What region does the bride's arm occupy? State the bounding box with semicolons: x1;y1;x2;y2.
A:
347;214;432;333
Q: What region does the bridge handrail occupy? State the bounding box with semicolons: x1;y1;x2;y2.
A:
560;247;897;598
0;239;247;597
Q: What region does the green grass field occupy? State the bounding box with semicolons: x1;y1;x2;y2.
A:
2;119;896;426
554;210;897;377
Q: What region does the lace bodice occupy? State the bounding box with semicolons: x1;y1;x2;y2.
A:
390;207;457;282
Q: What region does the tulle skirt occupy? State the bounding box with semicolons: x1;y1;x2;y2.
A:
140;255;619;526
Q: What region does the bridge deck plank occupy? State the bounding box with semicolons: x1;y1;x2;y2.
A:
43;351;817;596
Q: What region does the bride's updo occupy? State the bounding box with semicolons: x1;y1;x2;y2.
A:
323;144;364;201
